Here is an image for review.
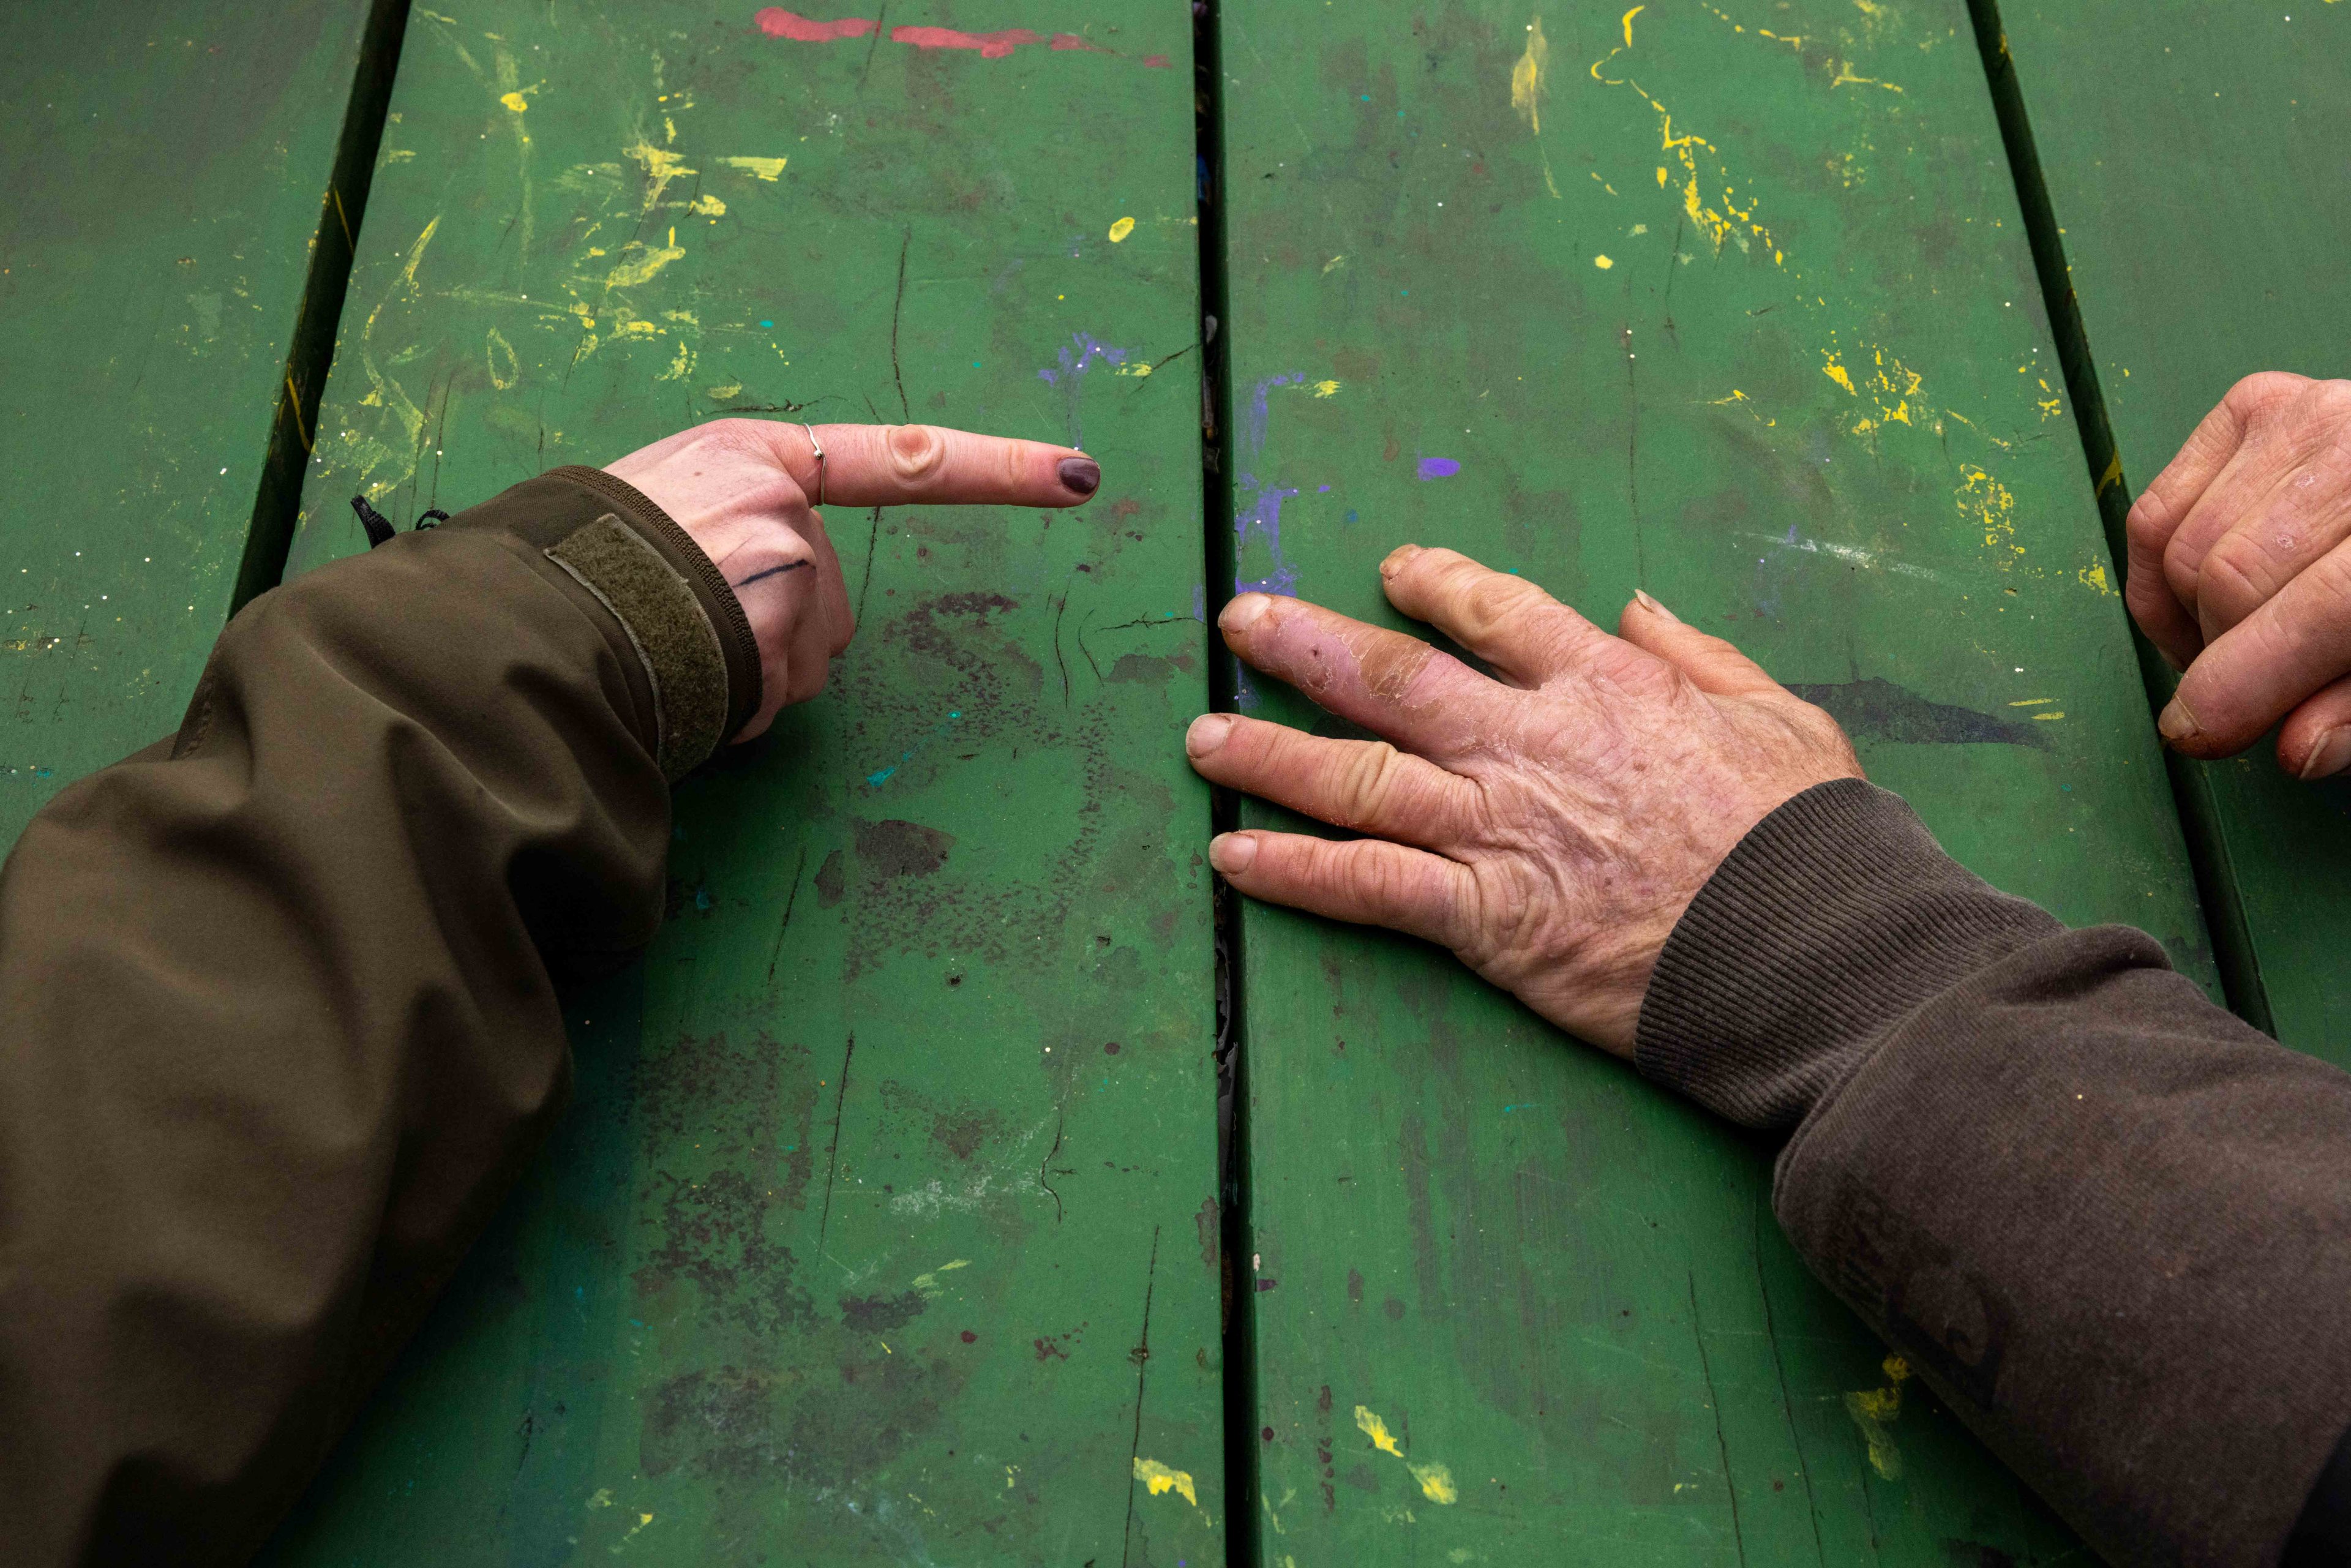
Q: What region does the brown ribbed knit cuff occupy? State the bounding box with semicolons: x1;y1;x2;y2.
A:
1635;778;2063;1129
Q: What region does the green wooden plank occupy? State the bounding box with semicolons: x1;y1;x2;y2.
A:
1994;1;2351;1056
262;3;1222;1562
1215;2;2213;1562
0;1;381;849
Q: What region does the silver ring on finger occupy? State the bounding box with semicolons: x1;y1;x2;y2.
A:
802;422;827;509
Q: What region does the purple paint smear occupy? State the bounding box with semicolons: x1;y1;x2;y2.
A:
1234;372;1309;600
1037;332;1129;446
1233;478;1302;598
1417;457;1461;481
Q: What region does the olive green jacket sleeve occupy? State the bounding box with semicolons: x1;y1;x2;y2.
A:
0;467;759;1566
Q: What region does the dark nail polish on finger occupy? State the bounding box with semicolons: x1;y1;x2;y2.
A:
1058;457;1100;497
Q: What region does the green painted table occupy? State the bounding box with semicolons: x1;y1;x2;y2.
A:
261;2;1226;1562
0;0;388;849
1994;0;2351;1057
6;0;2327;1561
1214;1;2211;1562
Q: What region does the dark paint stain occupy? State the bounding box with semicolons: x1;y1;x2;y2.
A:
840;1289;927;1334
855;817;956;877
1381;1296;1405;1320
1196;1197;1219;1272
1346;1268;1364;1304
1342;1462;1381;1493
1787;678;2051;749
640;1368;773;1481
814;847;846;907
931;1106;998;1160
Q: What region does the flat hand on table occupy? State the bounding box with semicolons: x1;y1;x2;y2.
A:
2126;373;2351;778
1186;547;1861;1055
608;419;1101;738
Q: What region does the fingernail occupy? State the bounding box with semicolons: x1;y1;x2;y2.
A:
1186;713;1234;757
1220;593;1274;634
1634;588;1680;623
2303;727;2351;781
1057;457;1100;497
1209;832;1258;874
2157;696;2201;744
1379;543;1423;577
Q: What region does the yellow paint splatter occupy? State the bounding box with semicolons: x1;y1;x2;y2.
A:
1108;216;1136;243
1511;18;1561;198
1594;254;1614;269
2034;711;2066;721
1354;1406;1404;1457
1322;253;1347;274
718;156;789;180
1843;1355;1911;1480
2098;452;2124;493
1511;18;1551;132
1823;351;1857;395
624;137;696;210
912;1259;971;1296
1710;389;1748;405
606;232;685;290
1621;3;1645;45
689;193;726;216
1959;464;2023;561
486;326;519;391
659;342;693;381
587;1488;614;1509
1409;1462;1459;1504
1115;362;1154;377
2079;560;2116;596
707;383;743;399
501;90;531;112
1312;379;1340;397
1829;59;1904;91
1133;1458;1198;1506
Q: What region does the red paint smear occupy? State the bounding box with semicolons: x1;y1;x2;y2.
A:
1048;33;1109;52
1142;53;1171;67
891;23;1043;56
755;7;879;40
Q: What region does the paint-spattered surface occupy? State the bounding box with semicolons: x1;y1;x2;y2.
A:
1218;1;2211;1561
263;4;1220;1562
0;1;372;849
1999;2;2351;1057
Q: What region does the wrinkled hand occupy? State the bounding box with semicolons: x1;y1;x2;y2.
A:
609;419;1101;738
1185;547;1861;1055
2125;373;2351;778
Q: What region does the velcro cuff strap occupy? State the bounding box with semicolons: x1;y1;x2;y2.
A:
545;515;729;780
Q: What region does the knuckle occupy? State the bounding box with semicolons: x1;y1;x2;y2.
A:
1336;743;1403;826
2199;536;2276;614
886;422;947;482
2230;370;2309;416
2126;490;2172;546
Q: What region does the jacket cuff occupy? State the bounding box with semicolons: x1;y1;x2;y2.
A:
1634;777;2063;1129
438;467;762;779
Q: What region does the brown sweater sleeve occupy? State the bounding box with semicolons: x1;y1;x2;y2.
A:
0;467;757;1566
1638;777;2351;1568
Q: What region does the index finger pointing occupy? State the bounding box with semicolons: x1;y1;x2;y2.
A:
796;422;1101;509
